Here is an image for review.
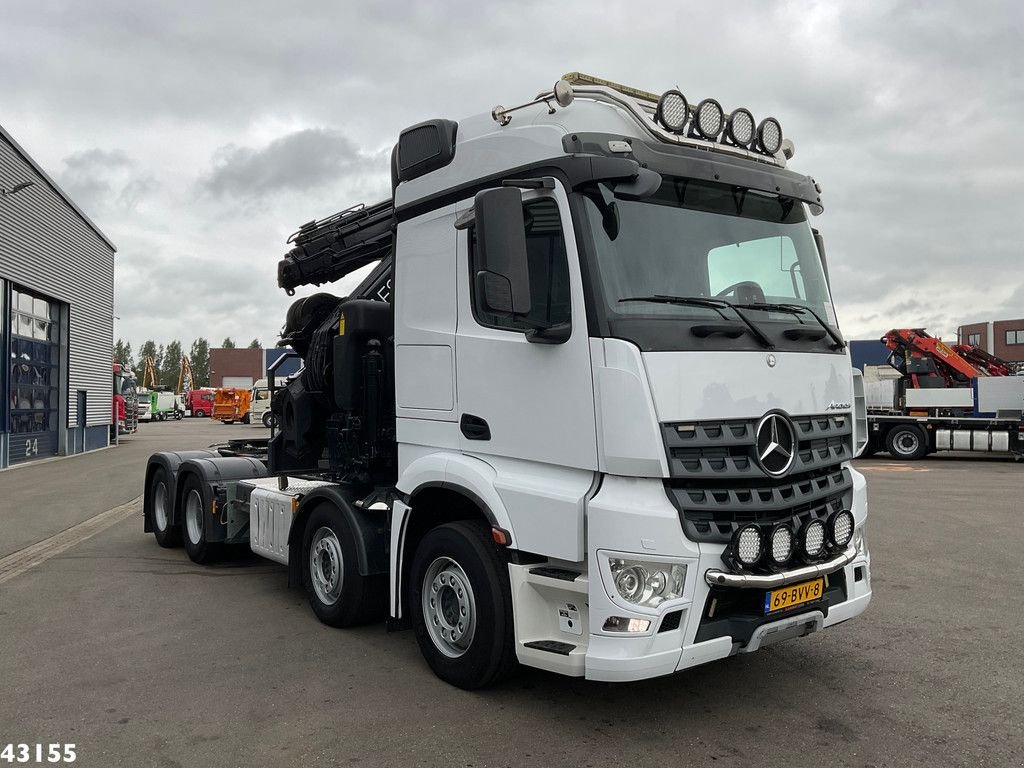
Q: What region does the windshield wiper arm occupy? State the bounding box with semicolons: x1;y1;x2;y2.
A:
619;295;774;349
733;302;847;350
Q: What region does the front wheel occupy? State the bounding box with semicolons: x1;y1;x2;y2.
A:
261;411;276;428
149;467;181;547
887;425;928;460
410;521;517;689
194;409;205;418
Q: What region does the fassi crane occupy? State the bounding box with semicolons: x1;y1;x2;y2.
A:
882;328;992;388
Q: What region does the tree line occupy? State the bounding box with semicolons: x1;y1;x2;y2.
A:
113;337;261;390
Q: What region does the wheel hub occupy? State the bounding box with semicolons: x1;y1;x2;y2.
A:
153;481;168;531
422;557;477;658
309;527;344;606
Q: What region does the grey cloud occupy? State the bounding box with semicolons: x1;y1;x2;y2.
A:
58;148;157;214
199;129;385;202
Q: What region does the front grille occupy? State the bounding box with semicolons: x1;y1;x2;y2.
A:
662;412;854;544
662;413;852;479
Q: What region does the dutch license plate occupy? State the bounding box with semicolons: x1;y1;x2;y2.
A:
764;578;824;614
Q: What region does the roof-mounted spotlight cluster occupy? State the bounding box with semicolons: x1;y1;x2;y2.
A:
652;87;785;157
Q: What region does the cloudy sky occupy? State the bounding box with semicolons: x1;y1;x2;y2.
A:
2;0;1022;351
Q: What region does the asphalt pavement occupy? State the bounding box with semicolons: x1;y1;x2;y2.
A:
0;424;1021;768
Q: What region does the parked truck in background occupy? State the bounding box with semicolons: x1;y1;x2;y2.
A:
186;388;216;417
864;328;1024;459
142;73;872;689
150;390;184;421
249;378;286;428
112;363;139;437
212;388;252;424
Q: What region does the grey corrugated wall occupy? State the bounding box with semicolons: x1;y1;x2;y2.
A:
0;132;116;429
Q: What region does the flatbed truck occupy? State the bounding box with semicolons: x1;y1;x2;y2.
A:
143;73;873;688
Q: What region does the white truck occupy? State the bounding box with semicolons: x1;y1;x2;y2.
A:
143;73;872;689
249;377;287;428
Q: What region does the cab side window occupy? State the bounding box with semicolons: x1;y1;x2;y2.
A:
469;198;571;331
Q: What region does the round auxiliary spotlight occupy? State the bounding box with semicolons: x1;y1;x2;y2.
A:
800;519;826;560
726;108;755;147
768;523;795;566
656;89;689;133
828;510;855;549
757;117;783;155
693;98;725;140
733;524;763;567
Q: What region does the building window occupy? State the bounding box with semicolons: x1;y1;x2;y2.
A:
1006;330;1024;346
8;286;64;462
967;333;981;346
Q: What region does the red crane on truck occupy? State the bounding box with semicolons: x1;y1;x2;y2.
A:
881;328;1010;388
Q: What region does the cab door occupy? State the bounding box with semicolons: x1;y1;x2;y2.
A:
454;183;597;471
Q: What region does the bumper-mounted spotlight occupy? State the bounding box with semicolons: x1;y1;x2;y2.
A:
799;519;827;560
828;510;854;549
768;523;795;566
732;523;763;568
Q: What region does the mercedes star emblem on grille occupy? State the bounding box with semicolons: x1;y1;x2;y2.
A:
755;412;796;477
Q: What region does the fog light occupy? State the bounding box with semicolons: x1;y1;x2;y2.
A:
829;510;854;549
768;523;794;565
603;616;652;633
800;520;826;559
656;89;689;133
733;524;762;567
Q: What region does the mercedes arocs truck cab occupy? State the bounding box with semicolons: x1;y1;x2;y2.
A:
144;73;872;689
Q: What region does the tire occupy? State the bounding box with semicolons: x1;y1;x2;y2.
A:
181;474;221;564
223;420;233;425
149;467;181;548
261;411;276;429
195;409;205;418
886;425;928;460
301;504;386;627
242;413;251;425
410;520;517;689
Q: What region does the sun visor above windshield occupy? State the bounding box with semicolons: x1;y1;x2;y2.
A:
563;133;823;215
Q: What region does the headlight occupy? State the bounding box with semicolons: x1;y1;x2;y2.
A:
608;558;686;608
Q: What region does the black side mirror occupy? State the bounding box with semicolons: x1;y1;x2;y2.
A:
473;187;531;317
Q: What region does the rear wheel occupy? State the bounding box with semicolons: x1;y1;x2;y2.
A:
410;521;516;689
887;425;928;460
181;475;220;564
149;467;181;548
302;505;385;627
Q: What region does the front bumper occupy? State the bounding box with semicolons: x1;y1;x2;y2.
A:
580;472;871;682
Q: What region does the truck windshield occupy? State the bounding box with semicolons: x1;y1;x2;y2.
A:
579;176;840;352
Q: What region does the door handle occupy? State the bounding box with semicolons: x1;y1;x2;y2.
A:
460;413;491;441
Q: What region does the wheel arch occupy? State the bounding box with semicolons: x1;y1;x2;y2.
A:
143;450;219;532
287;486;390;589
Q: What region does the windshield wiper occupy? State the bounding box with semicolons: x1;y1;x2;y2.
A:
732;302;847;350
619;295;774;349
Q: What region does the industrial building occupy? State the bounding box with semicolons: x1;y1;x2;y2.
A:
1;124;116;468
958;318;1024;363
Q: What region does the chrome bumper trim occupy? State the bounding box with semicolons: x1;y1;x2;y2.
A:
704;546;858;589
